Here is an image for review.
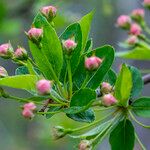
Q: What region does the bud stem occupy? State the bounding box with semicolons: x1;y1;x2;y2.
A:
135;133;146;150
80;73;90;89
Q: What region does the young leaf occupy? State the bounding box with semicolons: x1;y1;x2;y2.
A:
33;13;63;77
70;88;96;107
0;75;38;91
59;23;82;81
73;45;115;90
116;47;150;60
109;119;135;150
128;66;143;99
115;64;132;106
66;108;95;123
132;97;150;118
79;11;94;50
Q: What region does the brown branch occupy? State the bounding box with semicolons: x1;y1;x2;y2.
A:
39;99;53;113
142;74;150;85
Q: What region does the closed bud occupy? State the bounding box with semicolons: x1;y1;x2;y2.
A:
23;102;36;111
0;43;13;59
14;47;28;60
27;27;43;44
36;79;52;95
116;15;131;29
78;140;92;150
62;39;77;55
143;0;150;9
40;6;57;22
85;56;102;71
101;82;112;94
131;9;145;23
129;23;142;36
22;109;34;119
52;126;66;140
102;94;117;107
0;66;8;78
127;36;138;45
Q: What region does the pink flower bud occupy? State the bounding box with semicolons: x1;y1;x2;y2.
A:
36;79;52;95
143;0;150;8
22;109;34;119
78;140;92;150
27;27;43;43
85;56;102;71
0;43;13;59
131;9;145;22
23;102;36;111
40;6;57;21
129;23;142;36
101;82;112;94
62;39;77;55
127;36;138;45
0;66;8;78
14;47;28;60
116;15;131;29
102;94;117;107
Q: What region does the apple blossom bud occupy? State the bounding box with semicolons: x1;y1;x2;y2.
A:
143;0;150;8
62;39;77;55
52;126;67;140
101;82;112;94
36;79;52;95
127;36;138;45
85;56;102;71
40;6;57;22
102;94;117;107
14;47;28;60
0;43;13;59
131;9;145;22
27;27;43;44
78;140;92;150
22;109;34;119
0;66;8;78
23;102;36;111
116;15;131;29
129;23;142;36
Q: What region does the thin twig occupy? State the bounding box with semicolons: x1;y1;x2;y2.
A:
142;74;150;85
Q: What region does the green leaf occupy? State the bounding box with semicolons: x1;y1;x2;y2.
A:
70;120;111;139
132;97;150;118
109;119;135;150
84;39;93;52
115;64;132;106
66;108;95;123
59;23;82;82
73;45;115;90
116;47;150;60
46;106;61;119
70;88;96;107
128;66;143;99
33;13;63;77
79;11;94;50
103;69;117;86
0;75;38;91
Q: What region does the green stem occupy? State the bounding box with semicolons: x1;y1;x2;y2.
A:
80;73;90;89
71;111;115;133
93;105;116;111
66;58;72;99
37;110;61;115
129;111;150;128
135;133;146;150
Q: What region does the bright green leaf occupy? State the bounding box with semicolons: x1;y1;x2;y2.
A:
109;119;135;150
132;97;150;118
115;64;132;106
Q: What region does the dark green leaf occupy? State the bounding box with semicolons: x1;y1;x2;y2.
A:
79;11;94;50
115;64;132;106
46;106;61;119
33;13;63;77
73;45;115;90
132;97;150;118
128;66;143;99
109;119;135;150
66;108;95;123
0;75;38;91
84;39;93;52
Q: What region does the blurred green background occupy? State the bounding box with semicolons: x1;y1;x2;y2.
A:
0;0;150;149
